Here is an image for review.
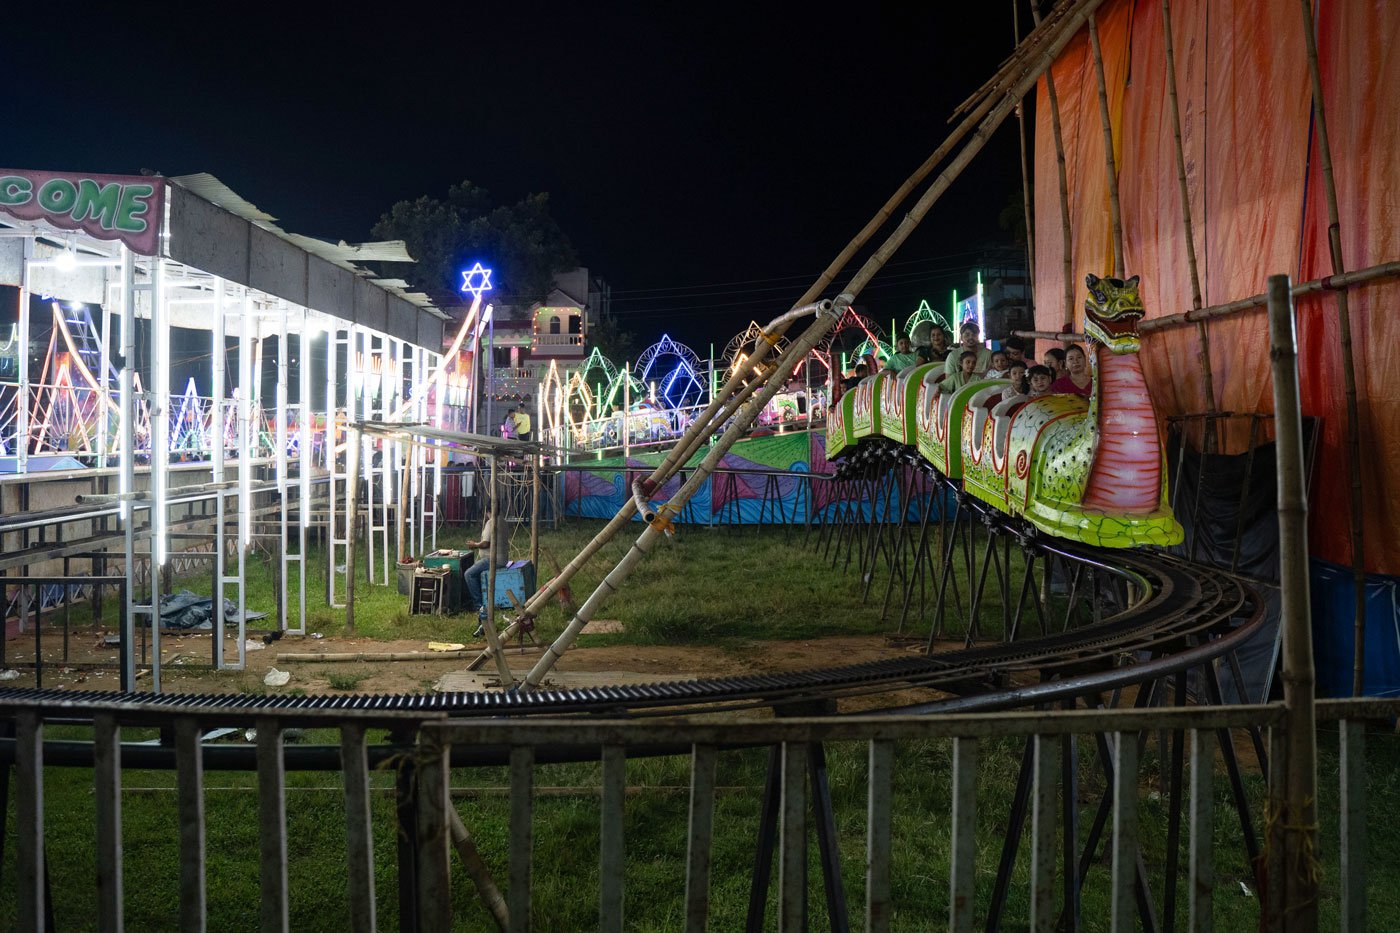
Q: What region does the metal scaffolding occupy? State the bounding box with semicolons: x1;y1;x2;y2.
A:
0;169;449;690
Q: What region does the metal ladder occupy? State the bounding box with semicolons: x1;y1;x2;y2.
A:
411;570;446;615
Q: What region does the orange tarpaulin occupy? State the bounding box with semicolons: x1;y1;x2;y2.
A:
1032;0;1400;575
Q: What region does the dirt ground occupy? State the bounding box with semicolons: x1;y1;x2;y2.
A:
2;626;948;711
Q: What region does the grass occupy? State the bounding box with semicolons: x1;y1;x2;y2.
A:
2;517;1396;929
326;669;372;691
5;726;1397;930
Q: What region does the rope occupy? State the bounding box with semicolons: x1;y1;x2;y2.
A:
1258;795;1324;918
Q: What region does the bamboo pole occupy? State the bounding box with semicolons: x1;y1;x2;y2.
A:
1032;1;1077;333
1160;0;1219;424
1266;273;1319;930
952;0;1098;119
1086;13;1125;278
461;360;792;673
510;303;819;624
1015;0;1037;294
529;451;541;573
448;810;509;932
522;5;1108;690
523;308;842;690
496;0;1113;631
1012;257;1400;339
1297;0;1367;697
478;455;514;686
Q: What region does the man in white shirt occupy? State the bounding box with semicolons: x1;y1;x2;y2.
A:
944;321;992;379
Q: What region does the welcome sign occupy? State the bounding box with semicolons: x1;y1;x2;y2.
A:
0;169;165;256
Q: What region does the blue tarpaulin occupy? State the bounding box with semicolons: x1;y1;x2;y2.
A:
1310;559;1400;698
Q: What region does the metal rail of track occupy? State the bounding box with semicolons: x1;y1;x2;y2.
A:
0;527;1262;721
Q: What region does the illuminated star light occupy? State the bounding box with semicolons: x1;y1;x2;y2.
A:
460;262;494;298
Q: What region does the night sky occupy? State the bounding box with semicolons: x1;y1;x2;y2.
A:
7;3;1027;349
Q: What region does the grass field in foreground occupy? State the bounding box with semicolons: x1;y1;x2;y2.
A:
1;519;1396;929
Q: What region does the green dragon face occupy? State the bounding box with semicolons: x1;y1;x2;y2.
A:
1082;274;1145;353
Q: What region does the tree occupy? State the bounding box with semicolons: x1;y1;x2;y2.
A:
998;186;1029;250
371;181;578;305
587;315;640;365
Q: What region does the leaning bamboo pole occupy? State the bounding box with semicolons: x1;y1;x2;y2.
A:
1032;1;1077;333
461;359;795;672
511;302;818;617
1266;273;1319;930
1297;0;1367;697
1161;0;1219;419
523;307;840;689
1086;13;1125;278
521;1;1110;691
504;0;1105;631
953;0;1097;120
1015;0;1037;292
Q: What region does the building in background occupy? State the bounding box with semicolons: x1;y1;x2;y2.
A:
442;267;608;431
951;246;1032;344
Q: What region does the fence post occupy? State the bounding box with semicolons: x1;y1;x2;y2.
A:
257;718;289;933
1029;734;1059;931
508;746;535;933
1267;273;1319;929
16;712;44;931
175;717;207;931
947;737;977;933
416;729;451;932
341;725;378;933
779;741;808;932
600;746;627;932
1339;719;1366;932
94;713;124;933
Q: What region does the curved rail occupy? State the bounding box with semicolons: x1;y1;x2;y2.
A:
0;520;1262;723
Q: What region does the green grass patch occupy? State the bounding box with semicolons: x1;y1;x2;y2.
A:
326;669;372;691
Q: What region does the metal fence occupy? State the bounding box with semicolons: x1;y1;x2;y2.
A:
1;695;1392;931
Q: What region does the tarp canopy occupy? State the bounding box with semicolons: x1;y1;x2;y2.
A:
1032;0;1400;575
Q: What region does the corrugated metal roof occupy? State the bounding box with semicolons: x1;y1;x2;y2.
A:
169;173;446;319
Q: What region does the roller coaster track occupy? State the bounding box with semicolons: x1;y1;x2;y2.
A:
0;480;1263;721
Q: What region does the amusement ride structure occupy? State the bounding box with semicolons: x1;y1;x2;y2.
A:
2;0;1399;929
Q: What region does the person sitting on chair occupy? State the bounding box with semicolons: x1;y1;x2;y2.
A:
465;507;511;613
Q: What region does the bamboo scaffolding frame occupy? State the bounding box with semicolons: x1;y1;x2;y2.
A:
521;313;836;689
1086;13;1125;278
509;304;814;623
1011;257;1400;342
1032;1;1077;333
521;3;1109;690
505;1;1108;630
1267;273;1319;929
1297;0;1366;697
1015;0;1037;294
952;0;1097;120
1160;0;1218;417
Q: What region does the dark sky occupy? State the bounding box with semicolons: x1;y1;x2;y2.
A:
6;3;1027;349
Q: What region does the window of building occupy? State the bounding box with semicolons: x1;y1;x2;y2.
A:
549;316;561;335
568;314;581;334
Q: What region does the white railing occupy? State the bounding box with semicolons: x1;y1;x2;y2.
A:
534;333;585;347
